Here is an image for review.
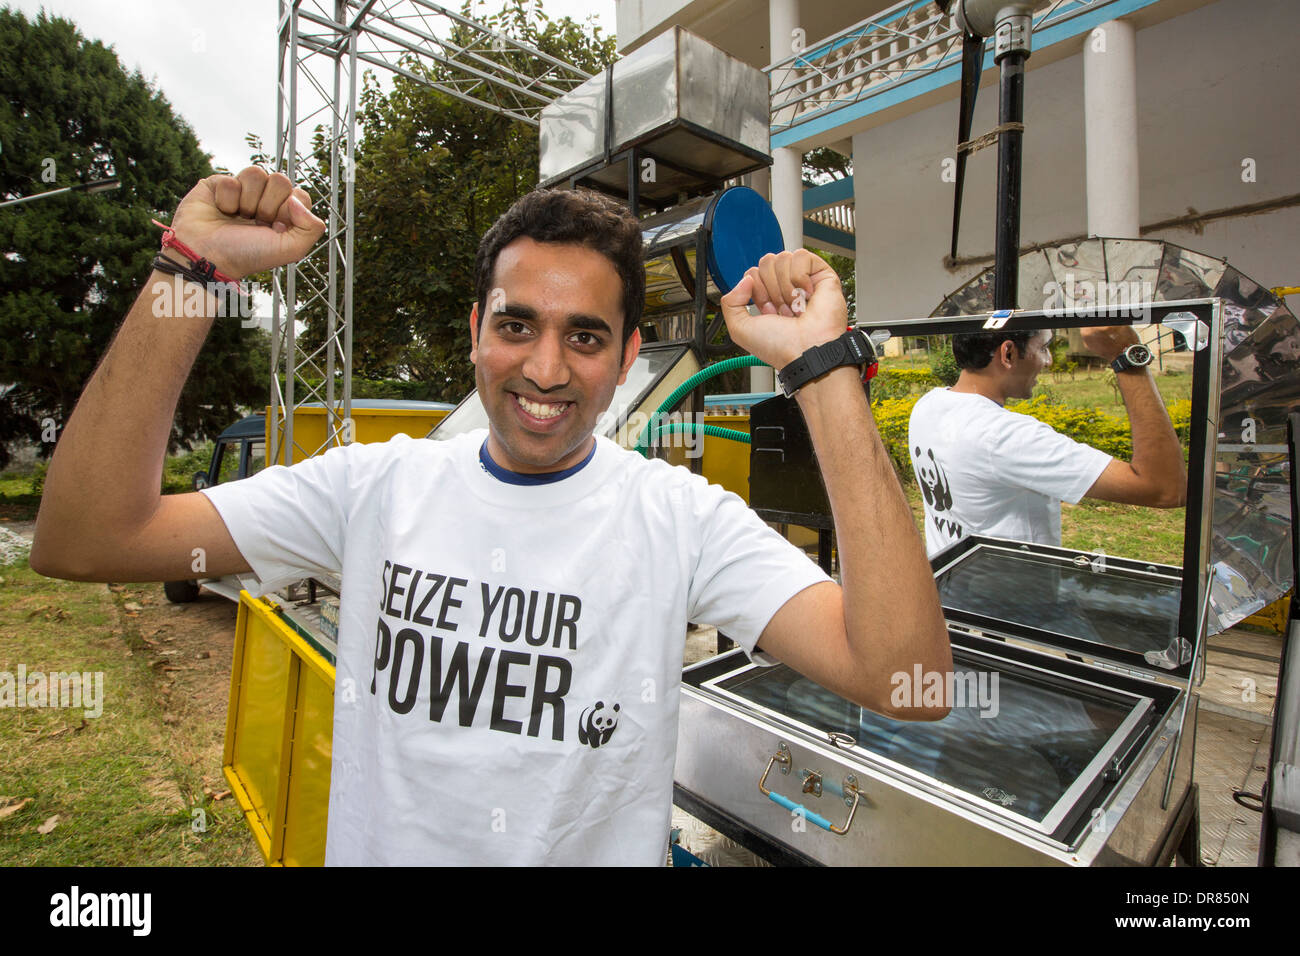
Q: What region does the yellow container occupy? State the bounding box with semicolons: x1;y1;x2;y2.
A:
223;592;335;866
267;401;453;466
1241;591;1293;635
659;403;818;549
659;412;752;500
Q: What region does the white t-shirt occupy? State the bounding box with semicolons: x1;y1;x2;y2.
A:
201;430;828;865
907;389;1112;556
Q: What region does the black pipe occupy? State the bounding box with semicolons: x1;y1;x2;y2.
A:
994;53;1025;310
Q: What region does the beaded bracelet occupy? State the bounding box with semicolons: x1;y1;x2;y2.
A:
150;219;254;316
151;219;241;285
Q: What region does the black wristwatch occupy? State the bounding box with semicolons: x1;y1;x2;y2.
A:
1110;344;1153;374
777;329;877;398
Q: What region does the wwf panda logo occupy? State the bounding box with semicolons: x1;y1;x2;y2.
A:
578;700;620;749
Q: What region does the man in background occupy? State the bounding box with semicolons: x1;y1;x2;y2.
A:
909;326;1186;557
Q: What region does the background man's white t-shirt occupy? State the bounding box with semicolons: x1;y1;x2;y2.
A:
908;389;1112;556
201;430;828;865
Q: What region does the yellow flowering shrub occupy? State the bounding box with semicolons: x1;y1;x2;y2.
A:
871;393;1191;483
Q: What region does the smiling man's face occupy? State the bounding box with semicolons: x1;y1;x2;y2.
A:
470;237;640;473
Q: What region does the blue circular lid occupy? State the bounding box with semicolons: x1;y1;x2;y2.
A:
705;186;784;295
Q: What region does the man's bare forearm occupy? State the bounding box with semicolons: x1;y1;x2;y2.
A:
717;250;950;717
31;269;218;574
33;169;324;579
1116;368;1187;506
795;367;953;705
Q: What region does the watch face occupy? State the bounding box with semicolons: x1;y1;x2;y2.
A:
1127;344;1152;366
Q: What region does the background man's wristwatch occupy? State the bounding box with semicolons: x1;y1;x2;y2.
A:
777;328;877;398
1110;343;1153;374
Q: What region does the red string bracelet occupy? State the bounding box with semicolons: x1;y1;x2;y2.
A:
151;219;241;286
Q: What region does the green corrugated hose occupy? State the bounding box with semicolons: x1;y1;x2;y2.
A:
650;422;753;445
633;355;768;457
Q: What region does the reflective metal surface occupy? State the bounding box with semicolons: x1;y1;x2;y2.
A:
933;238;1298;633
537;71;606;184
1014;249;1059;312
934;542;1182;662
676;644;1194;866
641;196;717;315
707;659;1148;834
612;28;769;167
638;187;783;317
537;27;769;188
644;250;710;314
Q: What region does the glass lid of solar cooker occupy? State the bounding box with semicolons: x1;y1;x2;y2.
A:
703;655;1156;842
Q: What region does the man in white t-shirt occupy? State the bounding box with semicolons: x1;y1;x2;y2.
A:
909;327;1186;557
33;168;952;864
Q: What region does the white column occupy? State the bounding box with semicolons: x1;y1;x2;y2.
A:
768;0;804;251
771;148;804;253
743;165;777;390
769;0;801;105
752;0;804;394
752;149;801;393
1083;19;1139;238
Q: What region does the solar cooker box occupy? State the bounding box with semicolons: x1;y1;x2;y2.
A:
674;300;1229;866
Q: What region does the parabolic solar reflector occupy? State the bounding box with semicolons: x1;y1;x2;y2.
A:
933;237;1296;635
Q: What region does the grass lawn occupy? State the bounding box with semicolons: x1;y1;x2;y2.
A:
0;559;258;865
1030;363;1193;411
1059;499;1186;566
903;483;1185;566
877;356;1194;413
0;478;40;521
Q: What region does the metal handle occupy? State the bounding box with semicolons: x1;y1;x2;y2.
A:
757;750;861;835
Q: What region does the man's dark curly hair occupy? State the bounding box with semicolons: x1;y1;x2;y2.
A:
473;187;645;345
952;329;1035;370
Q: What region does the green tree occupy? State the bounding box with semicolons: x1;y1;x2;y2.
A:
297;0;616;400
802;148;855;318
0;9;270;468
804;146;851;184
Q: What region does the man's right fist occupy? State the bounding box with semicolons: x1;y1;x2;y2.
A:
166;167;327;281
1079;325;1141;364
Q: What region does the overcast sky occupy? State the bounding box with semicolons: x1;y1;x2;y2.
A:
7;0;617;173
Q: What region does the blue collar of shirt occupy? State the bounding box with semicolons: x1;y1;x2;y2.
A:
478;438;597;486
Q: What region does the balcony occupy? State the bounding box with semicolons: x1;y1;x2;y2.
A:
767;0;1181;149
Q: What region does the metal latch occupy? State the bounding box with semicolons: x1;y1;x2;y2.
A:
800;770;823;797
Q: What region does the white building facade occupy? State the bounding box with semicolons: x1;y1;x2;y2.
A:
614;0;1300;329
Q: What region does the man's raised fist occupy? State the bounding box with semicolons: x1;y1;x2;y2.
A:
719;249;849;370
167;166;326;281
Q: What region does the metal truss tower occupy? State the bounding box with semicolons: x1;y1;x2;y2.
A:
271;0;593;464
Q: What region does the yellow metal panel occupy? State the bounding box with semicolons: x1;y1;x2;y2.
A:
281;662;335;867
1242;591;1292;634
225;592;336;866
223;599;273;861
703;413;750;501
228;604;291;846
268;406;451;465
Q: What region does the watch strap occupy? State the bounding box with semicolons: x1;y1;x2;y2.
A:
777;329;875;398
1110;344;1151;374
